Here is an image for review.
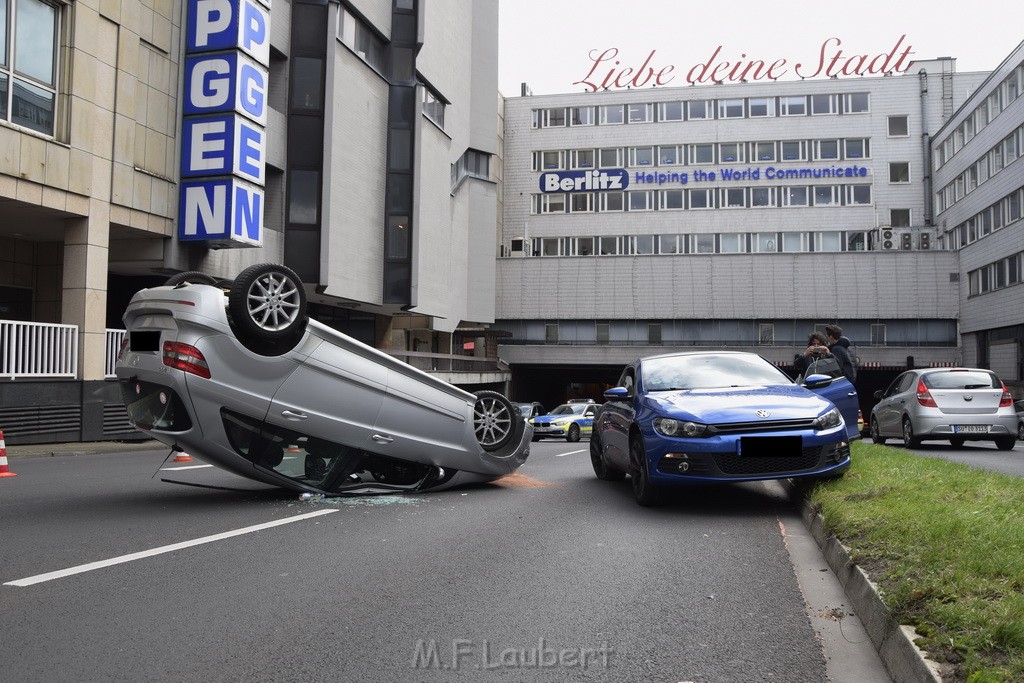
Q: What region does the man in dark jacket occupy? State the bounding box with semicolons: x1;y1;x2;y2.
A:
824;324;857;383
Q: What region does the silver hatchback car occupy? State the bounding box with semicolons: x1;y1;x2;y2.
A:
870;367;1018;450
115;263;532;495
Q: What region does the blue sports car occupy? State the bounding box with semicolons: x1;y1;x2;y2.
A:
590;351;858;506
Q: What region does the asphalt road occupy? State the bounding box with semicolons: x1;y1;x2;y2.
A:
1;441;890;682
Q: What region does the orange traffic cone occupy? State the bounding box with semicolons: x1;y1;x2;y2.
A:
172;450;193;463
0;430;17;478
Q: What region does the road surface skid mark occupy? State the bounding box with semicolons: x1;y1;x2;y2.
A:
493;471;557;488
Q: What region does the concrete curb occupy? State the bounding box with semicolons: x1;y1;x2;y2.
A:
793;487;947;683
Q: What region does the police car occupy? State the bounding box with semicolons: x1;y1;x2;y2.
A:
529;399;598;442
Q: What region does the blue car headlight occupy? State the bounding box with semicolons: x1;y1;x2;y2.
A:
653;417;710;438
813;407;843;430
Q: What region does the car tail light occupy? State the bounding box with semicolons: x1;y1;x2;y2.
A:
999;382;1013;407
916;380;937;407
162;341;211;379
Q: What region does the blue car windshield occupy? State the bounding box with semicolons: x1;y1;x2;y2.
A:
642;354;790;391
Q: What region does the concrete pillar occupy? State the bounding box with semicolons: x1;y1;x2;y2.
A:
63;204;110;383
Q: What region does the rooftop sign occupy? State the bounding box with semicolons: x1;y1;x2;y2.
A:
573;36;916;92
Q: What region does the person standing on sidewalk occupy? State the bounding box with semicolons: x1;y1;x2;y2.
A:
824;324;857;384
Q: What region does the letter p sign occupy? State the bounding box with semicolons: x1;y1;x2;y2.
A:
187;0;271;68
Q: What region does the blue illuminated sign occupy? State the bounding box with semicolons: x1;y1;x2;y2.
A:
179;0;271;249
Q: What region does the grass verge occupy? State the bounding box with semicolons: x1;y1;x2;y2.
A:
806;441;1024;683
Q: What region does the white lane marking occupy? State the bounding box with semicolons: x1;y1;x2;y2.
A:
556;449;587;457
160;464;214;471
4;509;337;587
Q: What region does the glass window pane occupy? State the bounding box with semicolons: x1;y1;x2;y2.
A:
15;0;56;85
11;78;54;134
288;170;320;224
291;57;324;110
386;216;410;259
1;2;8;68
0;75;8;120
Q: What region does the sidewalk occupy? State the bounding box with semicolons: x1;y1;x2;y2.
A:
4;440;167;458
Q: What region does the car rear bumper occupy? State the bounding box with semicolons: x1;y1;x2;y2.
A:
912;414;1017;439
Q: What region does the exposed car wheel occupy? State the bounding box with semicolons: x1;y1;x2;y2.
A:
629;435;661;507
473;390;516;452
1018;421;1024;441
228;263;308;345
995;437;1016;451
164;271;219;287
566;423;581;443
590;434;626;481
870;417;886;445
902;418;922;449
949;437;966;448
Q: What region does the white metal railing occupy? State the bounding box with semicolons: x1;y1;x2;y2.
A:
105;328;127;378
0;320;79;379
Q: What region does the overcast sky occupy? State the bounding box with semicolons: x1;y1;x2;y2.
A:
498;1;1024;96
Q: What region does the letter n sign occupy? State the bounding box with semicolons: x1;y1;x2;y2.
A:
179;0;271;249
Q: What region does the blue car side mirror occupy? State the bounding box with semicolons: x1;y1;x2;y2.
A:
803;373;833;389
604;386;629;400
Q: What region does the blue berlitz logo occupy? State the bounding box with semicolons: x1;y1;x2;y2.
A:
539;169;629;193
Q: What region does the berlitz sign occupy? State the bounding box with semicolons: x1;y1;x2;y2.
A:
539;169;630;193
573;36;916;92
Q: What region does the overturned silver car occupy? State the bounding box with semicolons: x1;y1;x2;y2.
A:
116;264;531;495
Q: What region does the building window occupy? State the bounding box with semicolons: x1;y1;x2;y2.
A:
600;191;624;211
813;185;838;206
659;145;680;165
783;186;809;207
815;139;840;160
598;147;622;168
659;235;680;254
749;97;774;117
781;140;806;161
846;185;872;205
752;141;776;161
810;94;837;115
421;87;445;129
690;143;714;164
779;96;806;116
627;103;653;123
722;187;745;208
545;323;559;344
599;104;624;124
844;138;869;159
750;187;775;207
870;324;886;345
719;233;744;253
889;162;911;183
891;209;911;227
539;194;565;214
648;324;662;344
631;235;656;255
570;106;595;126
1;0;60;136
628;190;654;211
598;236;620;255
451;148;489;187
718;98;744;119
689;188;713;209
596;323;610;344
542;107;566;127
844;93;870;113
691;233;714;253
571;149;595;169
687;100;710;119
759;324;774;344
339;8;386;74
659;101;683;121
753;232;777;253
780;232;804;252
569;193;593;213
660;189;684;210
630;146;654;166
719;142;743;162
816;232;842;252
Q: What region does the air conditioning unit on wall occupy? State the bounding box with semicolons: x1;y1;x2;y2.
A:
879;228;912;250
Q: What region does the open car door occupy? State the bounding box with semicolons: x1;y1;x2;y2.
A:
800;357;860;440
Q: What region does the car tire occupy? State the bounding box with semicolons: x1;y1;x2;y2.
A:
870;417;886;445
629;435;661;507
228;263;308;346
590;434;626;481
902;418;922;449
1018;421;1024;441
164;271;219;287
566;423;581;443
949;437;966;448
995;437;1016;451
473;390;516;452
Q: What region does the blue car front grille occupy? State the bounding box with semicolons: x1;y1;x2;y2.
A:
710;418;817;434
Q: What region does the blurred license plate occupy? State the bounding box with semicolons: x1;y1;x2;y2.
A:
953;425;988;433
738;436;801;457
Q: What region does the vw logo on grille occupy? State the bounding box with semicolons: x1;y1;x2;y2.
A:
754;409;771;418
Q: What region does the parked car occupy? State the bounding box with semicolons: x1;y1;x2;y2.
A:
590;351;858;506
530;400;598;442
869;368;1017;450
514;402;546;420
1017;400;1024;441
115;264;532;495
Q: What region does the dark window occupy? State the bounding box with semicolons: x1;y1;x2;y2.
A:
290;57;324;110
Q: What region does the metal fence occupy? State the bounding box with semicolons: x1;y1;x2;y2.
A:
0;320;80;379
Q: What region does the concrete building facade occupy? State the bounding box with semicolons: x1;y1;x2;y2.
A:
494;55;1024;409
0;0;504;444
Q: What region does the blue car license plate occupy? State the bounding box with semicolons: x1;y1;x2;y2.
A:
738;436;801;457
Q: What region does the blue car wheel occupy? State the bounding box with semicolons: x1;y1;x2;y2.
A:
629;435;661;507
590;434;626;481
